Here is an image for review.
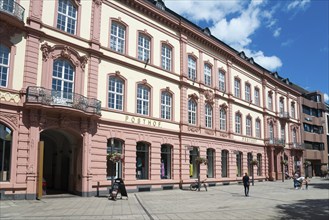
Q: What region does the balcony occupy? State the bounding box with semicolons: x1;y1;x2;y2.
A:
278;112;289;120
264;138;285;147
287;142;305;150
0;0;25;28
26;86;101;116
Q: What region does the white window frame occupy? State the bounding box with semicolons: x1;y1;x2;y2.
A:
110;22;125;53
205;104;212;128
255;120;261;138
188;56;196;81
57;0;77;35
245;84;251;102
138;34;150;62
161;91;172;120
246;117;252;136
137;84;149;115
188;99;197;125
219;108;226;131
254;88;260;106
0;44;10;88
235;113;241;134
218;71;225;92
161;44;172;71
108;77;124;110
268;94;273;110
204;64;211;86
234;79;240;98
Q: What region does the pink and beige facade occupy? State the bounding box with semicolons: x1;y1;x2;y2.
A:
0;0;305;200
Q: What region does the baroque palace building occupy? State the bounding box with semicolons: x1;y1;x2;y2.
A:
0;0;307;200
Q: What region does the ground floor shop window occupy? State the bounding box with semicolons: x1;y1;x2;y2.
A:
189;147;198;178
107;138;123;180
136;142;149;180
247;152;253;175
161;144;171;179
0;123;12;182
207;148;214;178
257;154;262;176
221;150;228;177
236;152;242;177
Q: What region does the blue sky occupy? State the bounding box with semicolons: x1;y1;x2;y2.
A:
165;0;329;102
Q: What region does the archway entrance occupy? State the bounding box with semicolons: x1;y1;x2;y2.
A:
40;129;82;195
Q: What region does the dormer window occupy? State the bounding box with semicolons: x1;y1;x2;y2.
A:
155;0;165;10
203;27;211;36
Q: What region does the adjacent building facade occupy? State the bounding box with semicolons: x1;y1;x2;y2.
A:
0;0;308;200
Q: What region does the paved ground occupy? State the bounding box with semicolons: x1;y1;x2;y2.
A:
1;177;328;220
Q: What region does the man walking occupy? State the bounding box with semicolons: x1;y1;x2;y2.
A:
242;173;250;196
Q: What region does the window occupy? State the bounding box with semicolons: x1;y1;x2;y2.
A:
246;116;252;136
188;99;197;125
221;150;228;177
254;88;260;106
0;44;10;87
0;123;12;181
107;138;123;180
207;149;215;178
292;128;297;144
1;0;14;12
281;124;285;141
234;78;240;98
291;103;295;119
245;84;251;102
269;122;274;141
247;153;253;176
161;44;172;71
255;119;261;138
268;93;272;110
189;147;198;178
108;77;124;110
236;152;242;177
161;91;172;120
138;34;150;62
235;113;241;134
204;64;211;86
57;0;77;34
257;154;262;176
279;98;284;113
52;59;74;100
218;71;225;92
110;22;125;53
188;56;196;81
219;108;226;131
137;84;149;115
205;104;212;128
161;144;171;179
136;142;149;180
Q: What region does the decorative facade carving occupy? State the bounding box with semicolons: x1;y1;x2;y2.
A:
188;93;199;100
188;126;200;132
205;129;214;135
41;42;52;61
219;103;228;110
0;90;20;103
0;112;19;127
204;90;214;105
93;0;102;6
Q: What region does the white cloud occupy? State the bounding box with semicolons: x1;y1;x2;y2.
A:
287;0;310;11
324;93;329;103
281;39;294;47
165;0;283;71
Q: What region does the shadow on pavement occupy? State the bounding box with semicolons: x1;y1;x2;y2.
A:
277;199;329;220
309;178;329;190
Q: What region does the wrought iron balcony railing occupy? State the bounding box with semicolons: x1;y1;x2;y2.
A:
26;86;101;115
287;142;305;150
264;138;285;146
0;0;25;21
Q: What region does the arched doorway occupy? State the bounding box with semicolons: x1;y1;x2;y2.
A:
40;128;82;195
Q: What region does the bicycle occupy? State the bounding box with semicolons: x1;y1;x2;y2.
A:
190;179;207;191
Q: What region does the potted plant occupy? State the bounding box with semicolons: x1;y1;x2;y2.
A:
250;159;259;166
195;156;207;165
303;160;311;167
107;152;123;163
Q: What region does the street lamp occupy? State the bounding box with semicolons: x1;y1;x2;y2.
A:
110;138;114;190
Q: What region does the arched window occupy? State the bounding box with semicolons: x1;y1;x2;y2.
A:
269;122;274;142
207;148;215;178
247;152;253;175
0;123;12;181
188;55;196;81
292;128;297;144
138;33;150;62
255;119;261;138
52;59;74;101
268;93;273;110
137;84;150;115
219;108;226;131
245;83;251;102
205;104;212;128
236;151;242;177
291;102;296;119
161;144;172;179
235;113;242;134
57;0;77;34
204;64;212;86
234;78;241;98
0;44;10;88
161;91;172;120
136;142;150;180
188;99;197;125
246;116;252;136
221;150;228;177
108;76;124;110
107;138;124;180
110;22;126;53
161;44;172;71
218;70;225;92
279;98;284;114
189;147;199;178
257;154;262;176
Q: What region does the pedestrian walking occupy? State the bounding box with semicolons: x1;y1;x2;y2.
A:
242;172;250;196
293;172;299;189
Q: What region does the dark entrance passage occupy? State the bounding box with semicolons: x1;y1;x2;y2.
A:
40;129;81;196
